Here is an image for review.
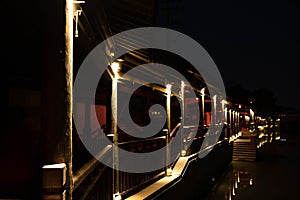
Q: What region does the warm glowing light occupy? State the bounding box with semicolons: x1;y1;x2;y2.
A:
111;62;120;75
181;81;185;88
201;88;205;95
42;163;66;169
166;84;172;95
276;136;281;140
113;192;122;200
245;116;250;121
181;150;186;157
116;58;124;62
166;168;173;176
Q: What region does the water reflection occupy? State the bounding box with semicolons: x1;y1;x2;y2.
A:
205;161;256;200
227;168;254;200
204;135;300;200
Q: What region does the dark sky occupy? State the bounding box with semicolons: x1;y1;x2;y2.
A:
3;0;299;110
157;0;300;110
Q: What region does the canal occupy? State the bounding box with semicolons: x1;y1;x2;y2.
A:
204;134;300;200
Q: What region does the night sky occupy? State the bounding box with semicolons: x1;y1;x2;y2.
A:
3;0;300;110
157;0;300;110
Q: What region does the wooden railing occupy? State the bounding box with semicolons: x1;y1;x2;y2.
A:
72;135;168;199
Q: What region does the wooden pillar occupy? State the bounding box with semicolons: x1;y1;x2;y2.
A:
180;81;186;156
212;95;217;125
201;88;205;126
165;84;172;176
41;0;73;199
112;73;119;195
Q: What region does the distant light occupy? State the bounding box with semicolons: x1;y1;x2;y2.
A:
245;116;250;121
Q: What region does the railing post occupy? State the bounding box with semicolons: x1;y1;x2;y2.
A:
42;163;67;199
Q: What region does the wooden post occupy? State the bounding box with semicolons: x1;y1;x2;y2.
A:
165;84;172;176
180;81;186;156
201;88;205;126
41;0;73;199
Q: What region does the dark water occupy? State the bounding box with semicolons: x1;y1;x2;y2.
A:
204;135;300;200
